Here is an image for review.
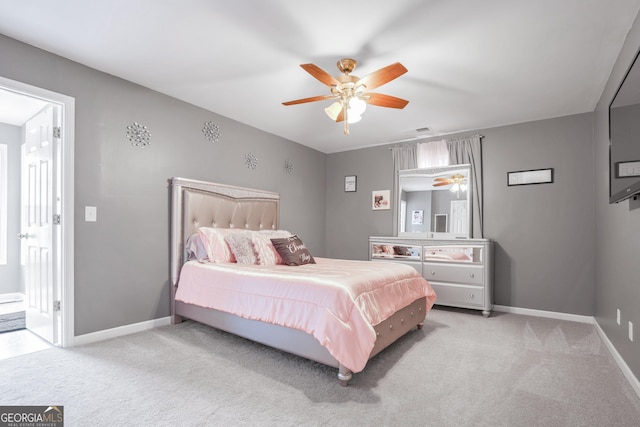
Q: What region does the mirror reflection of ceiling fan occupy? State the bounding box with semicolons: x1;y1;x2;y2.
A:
282;58;409;135
433;174;468;193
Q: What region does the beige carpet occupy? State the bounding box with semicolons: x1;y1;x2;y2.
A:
1;307;639;426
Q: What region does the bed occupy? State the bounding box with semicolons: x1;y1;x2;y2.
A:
169;177;437;385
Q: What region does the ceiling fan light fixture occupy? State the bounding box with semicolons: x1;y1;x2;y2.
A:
324;102;342;121
347;113;362;124
283;58;409;135
348;97;367;116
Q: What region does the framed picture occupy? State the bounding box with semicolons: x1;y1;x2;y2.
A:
344;175;357;192
507;168;554;186
372;190;390;210
412;210;423;224
615;160;640;178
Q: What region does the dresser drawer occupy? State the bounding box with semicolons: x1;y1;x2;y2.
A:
430;283;484;308
423;263;483;285
372;259;422;275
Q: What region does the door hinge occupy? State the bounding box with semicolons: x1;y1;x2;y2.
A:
53;300;61;312
53;214;61;225
53;126;61;139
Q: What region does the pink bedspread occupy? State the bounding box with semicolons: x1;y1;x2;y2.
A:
175;257;436;373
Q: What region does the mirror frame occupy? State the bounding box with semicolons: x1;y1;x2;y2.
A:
396;164;472;239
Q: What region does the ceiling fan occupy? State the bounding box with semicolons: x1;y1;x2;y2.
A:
433;174;468;194
282;58;409;135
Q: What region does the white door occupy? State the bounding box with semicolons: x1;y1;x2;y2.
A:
20;104;59;345
450;200;468;235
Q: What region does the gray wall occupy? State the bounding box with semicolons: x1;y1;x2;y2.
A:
406;191;430;233
326;112;596;316
0;123;20;294
325;145;394;260
594;12;640;381
0;34;326;335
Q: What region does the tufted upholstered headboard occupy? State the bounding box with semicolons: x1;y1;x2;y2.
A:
169;177;280;293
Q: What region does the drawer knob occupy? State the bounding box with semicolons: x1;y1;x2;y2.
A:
431;271;436;275
469;294;475;299
470;273;475;278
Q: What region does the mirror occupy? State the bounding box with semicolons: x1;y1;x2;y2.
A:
396;164;472;238
609;47;640;203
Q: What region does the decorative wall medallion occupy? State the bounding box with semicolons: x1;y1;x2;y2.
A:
284;159;294;175
244;152;258;169
126;122;151;148
202;121;221;143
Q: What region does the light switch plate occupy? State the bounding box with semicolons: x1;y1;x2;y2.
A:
85;206;97;222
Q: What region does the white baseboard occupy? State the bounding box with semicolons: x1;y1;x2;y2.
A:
72;316;172;347
494;304;640;400
493;304;593;324
593;320;640;399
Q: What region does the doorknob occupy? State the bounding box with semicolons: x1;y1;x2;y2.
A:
17;233;29;239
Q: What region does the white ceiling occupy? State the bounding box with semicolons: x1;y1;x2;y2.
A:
1;0;639;153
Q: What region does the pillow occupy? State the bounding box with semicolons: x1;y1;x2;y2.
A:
270;235;315;266
252;230;292;265
196;227;245;263
225;232;258;264
185;233;209;262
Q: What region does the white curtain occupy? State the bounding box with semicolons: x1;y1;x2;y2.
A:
448;135;483;238
417;140;449;168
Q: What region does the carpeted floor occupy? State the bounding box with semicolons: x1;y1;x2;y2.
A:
1;307;639;426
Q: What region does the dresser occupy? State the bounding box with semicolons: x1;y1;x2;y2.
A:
369;237;494;317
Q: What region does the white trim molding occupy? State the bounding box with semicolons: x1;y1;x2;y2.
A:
493;304;593;324
73;317;172;347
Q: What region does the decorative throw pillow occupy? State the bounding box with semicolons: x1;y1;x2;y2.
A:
270;235;315;266
253;230;292;265
197;227;245;263
185;233;209;262
225;232;258;264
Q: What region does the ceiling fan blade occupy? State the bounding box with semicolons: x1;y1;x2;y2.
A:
434;177;450;181
282;95;335;106
365;93;409;109
432;182;450;187
357;62;408;91
300;63;341;87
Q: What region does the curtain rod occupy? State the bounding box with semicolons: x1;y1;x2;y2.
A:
387;134;484;149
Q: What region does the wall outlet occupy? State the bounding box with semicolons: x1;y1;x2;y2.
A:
617;309;621;325
85;206;97;222
629;321;634;342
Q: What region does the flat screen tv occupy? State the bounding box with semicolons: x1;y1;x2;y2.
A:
609;47;640;203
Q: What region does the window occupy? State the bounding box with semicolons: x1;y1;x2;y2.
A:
0;143;7;264
417;140;449;168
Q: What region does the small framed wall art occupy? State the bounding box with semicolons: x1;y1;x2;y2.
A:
344;175;357;192
372;190;390;210
412;210;423;224
507;168;554;186
615;160;640;178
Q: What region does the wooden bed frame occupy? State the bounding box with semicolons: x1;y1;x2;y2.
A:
169;177;426;385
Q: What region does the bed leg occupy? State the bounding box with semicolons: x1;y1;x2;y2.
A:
338;365;352;387
171;314;183;324
417;322;424;330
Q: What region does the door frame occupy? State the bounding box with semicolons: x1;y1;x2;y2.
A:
0;75;75;348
